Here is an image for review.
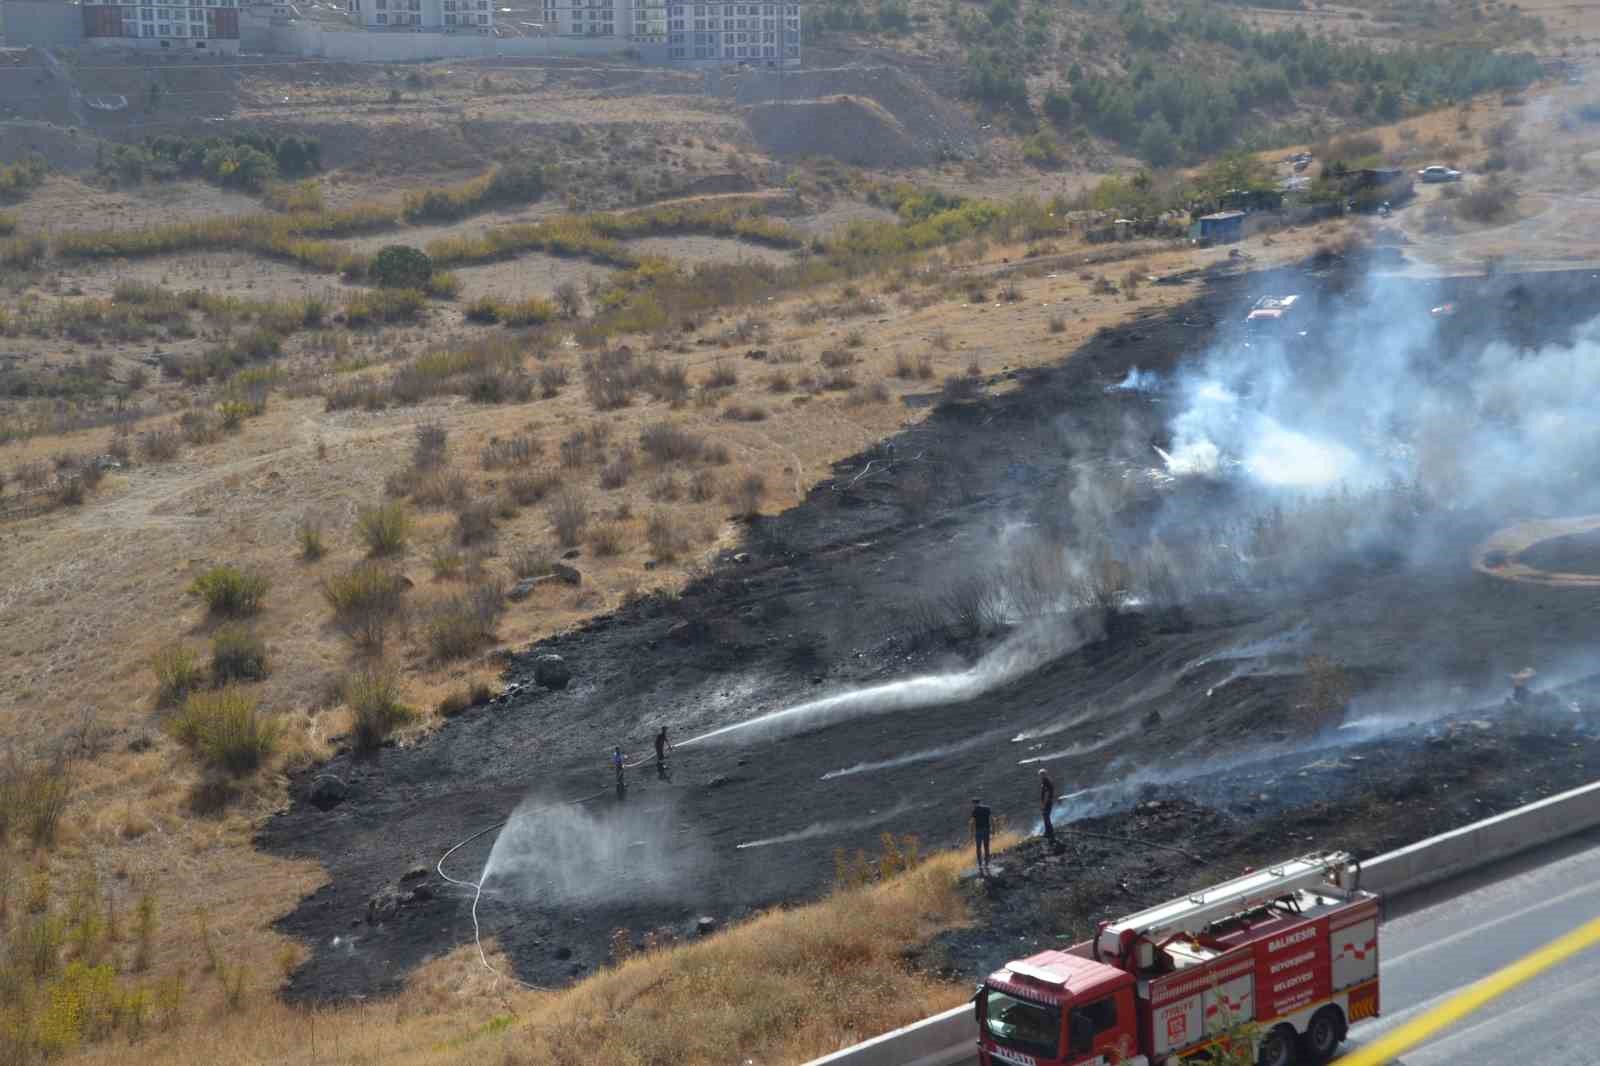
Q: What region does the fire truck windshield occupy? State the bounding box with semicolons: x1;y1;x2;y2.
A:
983;990;1060;1058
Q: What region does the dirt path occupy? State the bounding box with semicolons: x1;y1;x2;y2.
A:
1474;515;1600;587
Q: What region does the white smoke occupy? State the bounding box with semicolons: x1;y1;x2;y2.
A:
820;730;1007;780
1161;271;1600;516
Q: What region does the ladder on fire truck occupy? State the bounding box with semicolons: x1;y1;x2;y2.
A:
1097;852;1357;957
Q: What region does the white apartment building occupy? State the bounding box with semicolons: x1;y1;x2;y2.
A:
534;0;795;64
664;1;798;64
346;0;493;33
80;0;244;52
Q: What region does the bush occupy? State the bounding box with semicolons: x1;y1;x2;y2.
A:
139;427;182;462
480;435;538;469
508;544;554;578
549;489;590;547
723;403;768;422
297;516;326;561
704;360;739;389
589;521;626;557
506;469;563;506
413;421;449;469
151;644;204;707
343;668;414;751
0;752;72;848
370;245;433;289
189;565;268;616
645;510;692;560
688;469;718;502
538;363;569;398
167;688;280;777
321;563;408;652
357;501;411;557
425;581;505;660
599;449;634;489
454;498;497;546
727;472;766;518
639;421;707;464
206;626;266;686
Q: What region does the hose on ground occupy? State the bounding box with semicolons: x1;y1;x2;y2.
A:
436;787;611;992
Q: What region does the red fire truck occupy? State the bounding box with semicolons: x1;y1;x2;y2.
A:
976;852;1379;1066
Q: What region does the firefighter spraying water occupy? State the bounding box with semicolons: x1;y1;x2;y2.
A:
976;852;1378;1066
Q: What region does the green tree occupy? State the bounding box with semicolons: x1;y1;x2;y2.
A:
1137;115;1178;166
370;245;434;289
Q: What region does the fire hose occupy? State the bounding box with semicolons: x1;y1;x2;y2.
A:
435;786;612;991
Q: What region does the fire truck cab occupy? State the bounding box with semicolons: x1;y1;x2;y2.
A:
977;853;1379;1066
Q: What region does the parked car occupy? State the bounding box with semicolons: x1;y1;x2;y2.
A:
1418;164;1463;183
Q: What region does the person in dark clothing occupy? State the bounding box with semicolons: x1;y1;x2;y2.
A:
654;727;673;779
971;798;992;875
613;746;626;799
1039;768;1057;847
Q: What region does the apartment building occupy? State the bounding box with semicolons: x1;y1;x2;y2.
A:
79;0;243;51
664;1;798;65
346;0;493;32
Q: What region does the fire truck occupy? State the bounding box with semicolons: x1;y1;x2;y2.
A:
976;853;1379;1066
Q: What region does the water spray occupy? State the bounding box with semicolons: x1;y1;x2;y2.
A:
734;802;933;850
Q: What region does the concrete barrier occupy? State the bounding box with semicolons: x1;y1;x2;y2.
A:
803;778;1600;1066
804;1004;974;1066
1358;778;1600;898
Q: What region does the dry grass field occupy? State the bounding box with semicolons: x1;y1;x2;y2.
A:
7;15;1600;1053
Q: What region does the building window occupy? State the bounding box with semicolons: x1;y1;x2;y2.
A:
375;12;386;22
669;45;684;56
158;22;170;32
478;12;487;21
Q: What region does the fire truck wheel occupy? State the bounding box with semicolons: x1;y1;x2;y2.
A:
1256;1024;1297;1066
1300;1006;1346;1063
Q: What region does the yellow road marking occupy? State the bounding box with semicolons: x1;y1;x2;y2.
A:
1337;914;1600;1065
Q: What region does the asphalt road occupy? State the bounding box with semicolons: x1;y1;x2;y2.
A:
963;827;1600;1065
1345;827;1600;1065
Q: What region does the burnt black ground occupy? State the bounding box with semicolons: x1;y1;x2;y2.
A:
1519;527;1600;575
260;260;1600;1001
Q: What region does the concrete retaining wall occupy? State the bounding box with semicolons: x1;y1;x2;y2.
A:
1358;779;1600;898
805;1004;974;1066
802;779;1600;1066
241;17;653;61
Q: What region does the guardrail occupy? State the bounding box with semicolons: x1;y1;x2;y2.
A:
802;778;1600;1066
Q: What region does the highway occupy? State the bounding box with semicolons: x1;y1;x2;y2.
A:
962;827;1600;1065
1343;826;1600;1065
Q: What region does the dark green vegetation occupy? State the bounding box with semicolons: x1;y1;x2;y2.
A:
813;0;1543;164
97;133;322;192
0;155;48;204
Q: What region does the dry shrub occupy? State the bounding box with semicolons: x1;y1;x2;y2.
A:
704;360;739;389
588;521;627;557
151;644;204;707
646;362;691;407
723;403;768;422
167;688;280;777
210;625;268;685
480;435;538;469
650;473;683;501
688;469;718;503
430;542;465;580
454;498;498;546
411;468;470;511
1048;314;1067;334
646;510;692;560
767;370;792;394
508;544;555;579
539;362;570;398
548;488;590;547
507;469;563;505
137;427;182;463
819;348;856;369
412;421;449;469
321;563;408;652
583;347;643;410
297;515;326;561
599;448;635;490
820;368;858;391
1298;655;1353;730
425;580;506;660
343;668;414;751
727;472;766;518
189;565;269;617
639;421;707;464
357;501;412;557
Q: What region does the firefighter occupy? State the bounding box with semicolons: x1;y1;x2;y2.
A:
613;746;626;800
654;726;673;779
971;797;992;876
1039;768;1058;847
